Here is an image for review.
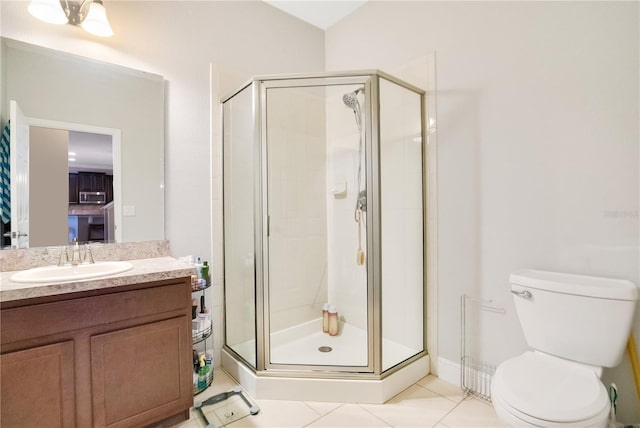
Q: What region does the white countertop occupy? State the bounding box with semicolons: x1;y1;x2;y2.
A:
0;257;196;303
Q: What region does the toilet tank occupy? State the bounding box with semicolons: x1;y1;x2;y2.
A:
510;269;638;368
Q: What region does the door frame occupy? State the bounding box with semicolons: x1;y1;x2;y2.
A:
27;116;122;243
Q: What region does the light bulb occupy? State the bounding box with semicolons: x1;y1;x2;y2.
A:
80;0;113;37
28;0;67;25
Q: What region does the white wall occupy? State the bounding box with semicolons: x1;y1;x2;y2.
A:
326;1;639;421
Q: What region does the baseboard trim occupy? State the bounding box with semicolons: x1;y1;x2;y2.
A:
437;357;460;386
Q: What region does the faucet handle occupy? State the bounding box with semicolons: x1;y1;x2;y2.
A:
58;247;70;266
84;244;95;264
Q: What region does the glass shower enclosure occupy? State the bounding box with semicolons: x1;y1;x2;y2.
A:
223;71;425;377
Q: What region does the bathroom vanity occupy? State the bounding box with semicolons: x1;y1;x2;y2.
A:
0;256;195;428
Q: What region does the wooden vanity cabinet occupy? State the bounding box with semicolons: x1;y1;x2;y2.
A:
0;277;194;428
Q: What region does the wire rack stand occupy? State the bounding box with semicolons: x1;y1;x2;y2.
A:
460;294;505;402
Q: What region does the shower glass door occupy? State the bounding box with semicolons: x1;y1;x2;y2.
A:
262;77;372;370
223;84;258;369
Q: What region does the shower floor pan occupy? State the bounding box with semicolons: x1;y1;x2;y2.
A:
271;319;368;366
231;319;419;370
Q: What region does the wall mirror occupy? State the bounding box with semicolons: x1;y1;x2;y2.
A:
0;37;165;248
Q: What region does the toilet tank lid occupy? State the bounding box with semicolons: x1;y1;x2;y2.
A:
510;269;638;301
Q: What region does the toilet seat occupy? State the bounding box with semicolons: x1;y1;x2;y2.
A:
492;352;610;426
492;384;610;427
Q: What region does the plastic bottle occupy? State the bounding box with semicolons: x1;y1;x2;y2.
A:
204;308;211;330
193;349;199;372
328;305;338;336
194;257;203;279
322;303;330;333
197;355;209;389
197;313;208;332
201;261;209;284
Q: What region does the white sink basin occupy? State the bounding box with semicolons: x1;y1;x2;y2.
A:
11;261;134;283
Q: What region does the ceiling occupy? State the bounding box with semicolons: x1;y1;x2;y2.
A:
68;131;113;173
263;1;367;30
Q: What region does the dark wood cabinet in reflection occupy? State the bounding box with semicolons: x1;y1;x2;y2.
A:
69;174;79;204
69;173;113;204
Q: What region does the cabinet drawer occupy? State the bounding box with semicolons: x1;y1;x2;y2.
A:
1;281;189;345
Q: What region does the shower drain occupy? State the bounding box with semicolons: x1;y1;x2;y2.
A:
318;346;332;353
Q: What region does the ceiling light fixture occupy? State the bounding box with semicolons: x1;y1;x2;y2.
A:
28;0;113;37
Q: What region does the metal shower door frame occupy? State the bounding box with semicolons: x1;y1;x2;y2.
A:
257;73;377;374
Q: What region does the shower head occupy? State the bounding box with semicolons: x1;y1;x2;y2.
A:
342;87;364;112
342;92;360;111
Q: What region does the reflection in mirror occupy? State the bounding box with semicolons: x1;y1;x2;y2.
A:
28;126;117;248
1;37;165;249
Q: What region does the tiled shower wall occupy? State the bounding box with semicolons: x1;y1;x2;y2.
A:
267;87;328;333
326;85;369;332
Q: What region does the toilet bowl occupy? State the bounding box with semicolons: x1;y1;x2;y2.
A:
491;270;638;428
492;351;610;427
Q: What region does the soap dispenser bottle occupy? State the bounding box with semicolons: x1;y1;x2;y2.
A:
328;306;338;336
322;303;330;333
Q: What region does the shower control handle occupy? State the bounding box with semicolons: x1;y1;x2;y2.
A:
511;289;532;299
357;190;367;212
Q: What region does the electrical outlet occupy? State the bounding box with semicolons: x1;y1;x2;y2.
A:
123;205;136;216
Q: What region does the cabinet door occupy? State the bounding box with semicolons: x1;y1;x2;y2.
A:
92;174;106;192
90;316;192;428
69;174;79;204
104;175;114;203
78;173;106;192
1;341;75;428
78;174;92;192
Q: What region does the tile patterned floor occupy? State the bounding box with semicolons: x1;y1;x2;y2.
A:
176;369;508;428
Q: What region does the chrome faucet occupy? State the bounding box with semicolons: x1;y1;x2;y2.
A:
58;238;96;266
58;246;71;266
71;238;81;265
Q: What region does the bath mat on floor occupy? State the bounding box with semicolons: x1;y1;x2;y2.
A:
194;386;260;427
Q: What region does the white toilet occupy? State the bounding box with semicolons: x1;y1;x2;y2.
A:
491;269;639;427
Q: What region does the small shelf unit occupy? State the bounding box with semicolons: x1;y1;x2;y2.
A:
192;276;213;395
